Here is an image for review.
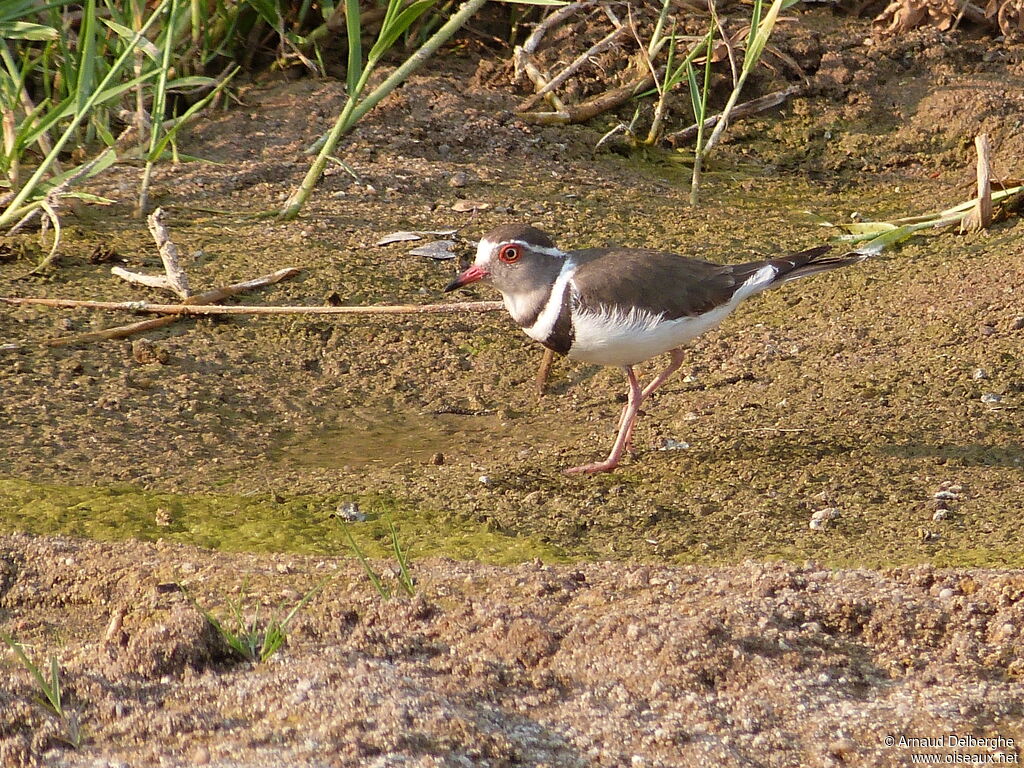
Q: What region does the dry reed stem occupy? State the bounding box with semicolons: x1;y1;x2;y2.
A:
109;267;176;292
520;74;655;125
961;133;992;233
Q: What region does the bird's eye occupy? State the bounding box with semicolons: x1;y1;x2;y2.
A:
499;244;521;263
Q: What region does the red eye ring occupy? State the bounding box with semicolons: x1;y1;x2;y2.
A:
499;244;522;263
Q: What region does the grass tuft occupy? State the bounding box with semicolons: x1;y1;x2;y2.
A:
1;633;83;748
344;516;415;600
184;577;328;664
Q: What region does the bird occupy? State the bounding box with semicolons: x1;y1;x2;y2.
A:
445;223;865;474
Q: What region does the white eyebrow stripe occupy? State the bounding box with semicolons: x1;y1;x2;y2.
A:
475;238;567;261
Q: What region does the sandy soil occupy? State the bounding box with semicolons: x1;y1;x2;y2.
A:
1;4;1023;766
2;534;1023;768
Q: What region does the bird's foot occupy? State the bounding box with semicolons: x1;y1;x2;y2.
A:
564;459;620;475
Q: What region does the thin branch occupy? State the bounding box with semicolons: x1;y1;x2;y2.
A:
43;315;188;348
519;73;655;125
513;0;599;113
519;0;597;57
27;268;304;347
516;26;628;113
2;296;506;317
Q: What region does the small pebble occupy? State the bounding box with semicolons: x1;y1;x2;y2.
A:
478;475;492;486
335;502;366;522
934;490;958;501
448;171;469;188
980;393;1002;405
1012;316;1024;330
811;507;841;521
932;509;948;522
452;199;490;212
658;438;690;451
809;508;842;530
829;738;857;758
430;452;444;466
972;368;988;380
938;587;955;599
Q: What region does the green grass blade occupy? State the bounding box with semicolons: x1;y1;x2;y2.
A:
49;655;63;717
244;0;281;27
343;0;362;96
343;523;390;600
686;61;700;119
0;0;169;227
1;634;61;717
148;67;239;161
744;0;785;73
0;22;60;40
367;0;436;65
746;0;762;50
73;0;98;116
99;17;162;61
388;518;415;596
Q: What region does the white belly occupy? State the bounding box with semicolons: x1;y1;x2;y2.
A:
565;263;777;367
568;302;736;367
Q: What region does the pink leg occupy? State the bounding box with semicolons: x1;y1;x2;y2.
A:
565;366;643;474
641;348;687;399
621;348;687;452
565;349;688;475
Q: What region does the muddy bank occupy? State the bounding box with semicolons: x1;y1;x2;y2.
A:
1;534;1023;767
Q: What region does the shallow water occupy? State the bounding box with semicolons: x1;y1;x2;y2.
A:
273;408;522;468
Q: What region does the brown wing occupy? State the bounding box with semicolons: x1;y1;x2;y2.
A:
570;245;857;320
569;248;742;320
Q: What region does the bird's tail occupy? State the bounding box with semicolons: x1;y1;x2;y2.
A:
762;245;867;287
730;245;866;295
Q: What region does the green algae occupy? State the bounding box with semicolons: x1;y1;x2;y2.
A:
0;478;569;564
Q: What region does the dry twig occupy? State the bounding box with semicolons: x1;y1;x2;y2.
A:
26;268;305;347
666;85;800;145
519;74;655;125
2;296;504;317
